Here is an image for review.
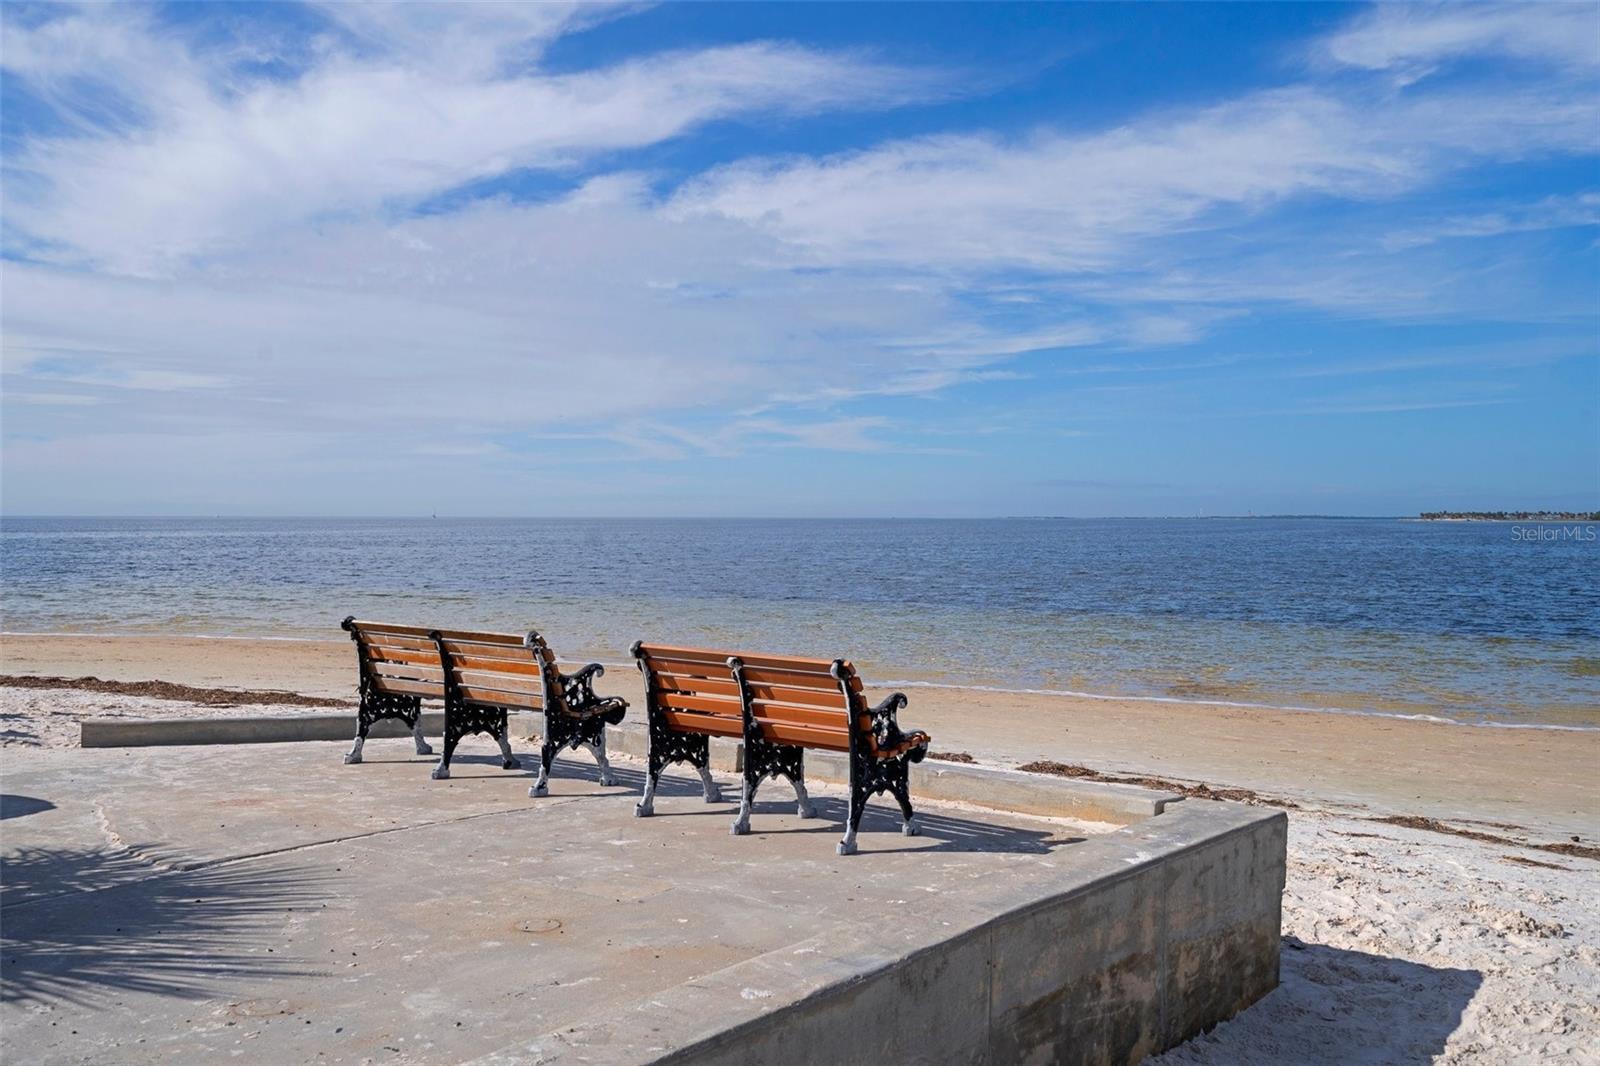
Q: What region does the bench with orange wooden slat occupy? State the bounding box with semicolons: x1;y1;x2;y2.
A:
339;618;627;791
630;641;930;855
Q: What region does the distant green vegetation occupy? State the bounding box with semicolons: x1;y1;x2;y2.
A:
1418;511;1600;521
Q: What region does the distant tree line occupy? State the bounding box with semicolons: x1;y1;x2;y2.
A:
1418;511;1600;521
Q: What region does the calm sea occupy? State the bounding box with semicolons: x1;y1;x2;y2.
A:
2;517;1596;729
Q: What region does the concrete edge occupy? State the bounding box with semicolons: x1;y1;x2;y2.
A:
77;714;1178;826
80;711;442;747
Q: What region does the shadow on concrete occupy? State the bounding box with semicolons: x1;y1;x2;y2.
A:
1;845;329;1006
1154;936;1483;1065
580;764;1077;855
814;797;1077;855
0;795;56;820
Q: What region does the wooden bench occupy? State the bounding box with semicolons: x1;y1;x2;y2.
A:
341;618;627;793
630;642;930;855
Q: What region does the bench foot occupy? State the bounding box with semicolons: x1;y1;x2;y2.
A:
430;765;450;780
343;751;362;765
412;718;434;756
587;740;618;786
529;782;548;798
496;732;519;771
697;766;722;803
902;816;920;837
731;783;754;835
836;839;858;856
792;778;816;819
634;801;654;817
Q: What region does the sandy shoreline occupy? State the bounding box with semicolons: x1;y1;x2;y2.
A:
2;632;1597;1062
3;632;1595;837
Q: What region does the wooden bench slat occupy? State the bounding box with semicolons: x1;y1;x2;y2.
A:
748;683;849;709
439;639;539;662
365;645;441;667
455;684;541;710
355;625;528;649
348;620;435;639
358;633;435;653
751;702;848;729
453;669;543;695
652;671;739;697
656;691;743;717
737;664;843;691
370;662;446;683
430;627;526;647
757;720;850;751
661;709;743;737
371;676;445;698
448;654;545;677
640;655;731;680
640;644;841;673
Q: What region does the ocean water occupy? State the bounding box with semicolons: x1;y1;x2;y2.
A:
2;516;1596;729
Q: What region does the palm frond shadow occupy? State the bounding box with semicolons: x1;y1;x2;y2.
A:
2;844;331;1006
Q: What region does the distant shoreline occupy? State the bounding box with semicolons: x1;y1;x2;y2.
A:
1415;512;1599;522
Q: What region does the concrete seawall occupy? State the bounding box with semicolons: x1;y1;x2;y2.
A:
474;800;1287;1066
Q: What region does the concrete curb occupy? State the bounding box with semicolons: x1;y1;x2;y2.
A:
77;713;1178;825
80;711;443;747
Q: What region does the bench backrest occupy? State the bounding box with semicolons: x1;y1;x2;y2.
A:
343;619;558;712
632;642;866;752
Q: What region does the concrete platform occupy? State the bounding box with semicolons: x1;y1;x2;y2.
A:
0;737;1285;1065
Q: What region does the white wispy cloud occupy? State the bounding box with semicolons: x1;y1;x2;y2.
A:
1380;192;1600;251
1320;2;1600;81
2;5;943;275
671;78;1596;279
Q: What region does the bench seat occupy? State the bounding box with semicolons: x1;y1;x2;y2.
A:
632;641;931;855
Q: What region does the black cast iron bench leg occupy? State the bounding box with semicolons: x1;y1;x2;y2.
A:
730;736;815;836
636;733;722;816
431;704;520;780
344;690;432;764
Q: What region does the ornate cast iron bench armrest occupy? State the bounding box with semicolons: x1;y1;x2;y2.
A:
866;692;929;760
531;661;627;797
558;663;629;727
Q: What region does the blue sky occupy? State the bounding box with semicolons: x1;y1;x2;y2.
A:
1;1;1596;517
